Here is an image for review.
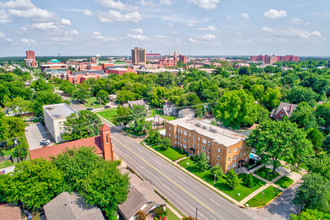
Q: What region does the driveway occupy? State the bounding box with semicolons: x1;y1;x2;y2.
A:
25;122;54;151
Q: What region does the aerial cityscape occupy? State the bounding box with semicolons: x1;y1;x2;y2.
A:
0;0;329;220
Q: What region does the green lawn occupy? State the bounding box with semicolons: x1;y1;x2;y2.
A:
167;208;181;220
245;185;282;207
150;109;177;121
275;176;294;189
151;145;187;161
97;108;118;124
254;166;280;181
122;128;146;137
84;97;106;108
0;160;14;169
179;158;266;202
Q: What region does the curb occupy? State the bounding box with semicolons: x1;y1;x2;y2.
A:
257;191;283;208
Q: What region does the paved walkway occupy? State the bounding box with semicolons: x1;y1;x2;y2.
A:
1;165;15;174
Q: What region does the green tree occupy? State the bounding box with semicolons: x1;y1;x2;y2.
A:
62;110;101;141
306;128;325;153
72;88;89;103
286;86;319;107
322;134;330;153
244;174;254;188
6;97;32;116
160;137;171;150
307;153;330;180
250;84;264;101
211;164;225;180
213;90;258;128
30;78;52;91
292;173;330;212
290;209;330;220
315;102;330;128
96;90;109;105
2;159;64;210
238;66;251;76
81;161;129;219
260;87;282;111
60;81;76;96
290;102;317;129
226;169;240;189
247;119;314;173
195;152;209;171
115;105;133;127
146;129;162;145
32;90;64;117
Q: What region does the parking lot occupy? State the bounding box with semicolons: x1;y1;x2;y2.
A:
25;122;54;151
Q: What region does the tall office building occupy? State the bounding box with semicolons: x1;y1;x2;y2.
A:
25;50;37;67
131;47;146;65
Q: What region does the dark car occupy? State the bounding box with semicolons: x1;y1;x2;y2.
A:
104;106;111;109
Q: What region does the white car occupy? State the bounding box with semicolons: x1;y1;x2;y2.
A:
40;139;50;145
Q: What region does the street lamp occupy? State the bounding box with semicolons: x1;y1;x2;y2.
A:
195;206;200;219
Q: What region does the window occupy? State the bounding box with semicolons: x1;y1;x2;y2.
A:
218;148;220;153
198;137;200;141
183;144;187;149
175;141;177;145
202;146;206;151
243;151;246;155
228;157;231;162
169;127;171;131
239;152;242;157
217;163;219;166
180;142;182;146
246;157;248;161
198;151;199;155
178;129;180;132
189;133;191;137
202;139;207;144
189;140;191;143
198;144;200;148
227;165;231;170
234;147;238;152
106;134;109;144
181;130;182;134
184;131;187;135
280;114;284;117
208;141;211;146
233;162;236;167
193;143;195;148
175;135;177;138
193;135;195;141
208;149;210;153
229;150;231;154
180;136;182;140
240;145;242;150
233;155;237;160
217;156;220;160
207;155;210;160
169;133;171;137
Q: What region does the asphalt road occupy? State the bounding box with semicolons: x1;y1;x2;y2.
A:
104;123;254;220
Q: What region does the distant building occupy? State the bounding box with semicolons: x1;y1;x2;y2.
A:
41;59;69;78
234;63;250;68
179;54;187;64
146;53;162;62
163;102;177;116
250;54;300;63
25;50;37;67
43;192;105;220
166;118;249;172
43;103;78;143
265;55;278;65
270;102;298;120
105;67;136;75
178;108;195;119
109;94;117;102
132;47;146;65
67;70;107;84
123;100;151;116
30;124;114;161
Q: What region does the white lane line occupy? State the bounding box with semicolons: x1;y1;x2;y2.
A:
177;176;187;183
140;165;144;169
155;161;162;166
162;184;171;191
209;198;221;206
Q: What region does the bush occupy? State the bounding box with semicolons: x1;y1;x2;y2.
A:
191;154;197;161
244;174;254;188
154;206;167;219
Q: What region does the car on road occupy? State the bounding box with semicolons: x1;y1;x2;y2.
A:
104;106;111;109
87;107;93;110
40;139;50;145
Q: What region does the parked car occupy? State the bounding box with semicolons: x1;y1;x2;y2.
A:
40;139;50;145
104;106;111;109
87;108;93;111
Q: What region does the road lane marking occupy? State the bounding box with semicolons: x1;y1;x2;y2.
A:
210;198;221;206
155;161;162;166
162;184;171;191
177;176;187;183
112;136;214;213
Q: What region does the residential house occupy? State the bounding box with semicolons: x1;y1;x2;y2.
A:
109;94;117;102
166;118;249;172
0;204;21;220
123;99;151;116
163;102;177;116
43;192;105;220
30;124;114;161
178;108;195;119
270;102;298;120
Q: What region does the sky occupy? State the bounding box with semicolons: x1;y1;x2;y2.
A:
0;0;329;57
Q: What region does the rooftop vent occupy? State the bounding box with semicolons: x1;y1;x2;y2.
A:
195;123;201;127
210;128;217;133
203;125;207;129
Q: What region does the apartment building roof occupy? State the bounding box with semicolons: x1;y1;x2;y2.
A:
168;118;246;147
43;103;77;119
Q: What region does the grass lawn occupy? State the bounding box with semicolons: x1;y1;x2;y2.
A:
122;128;146;137
97;108;118;124
179;158;266;202
150;109;177;121
84;97;106;108
254;166;280;181
0;160;14;169
151;145;187;161
275;176;294;189
245;185;281;207
167;208;181;220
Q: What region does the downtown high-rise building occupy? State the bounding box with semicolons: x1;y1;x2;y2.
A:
131;47;146;65
25;50;38;67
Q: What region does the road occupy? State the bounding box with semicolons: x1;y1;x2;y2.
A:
104;123;254;220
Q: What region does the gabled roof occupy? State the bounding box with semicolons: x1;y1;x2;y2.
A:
270;102;298;118
99;124;110;132
128;100;146;108
44;192;105;220
117;187;147;220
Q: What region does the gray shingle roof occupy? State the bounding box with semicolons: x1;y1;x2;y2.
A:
44;192;105;220
270;102;298;118
117;187;147;220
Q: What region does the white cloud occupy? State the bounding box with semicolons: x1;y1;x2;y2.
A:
61;18;71;25
32;22;58;30
20;38;35;44
261;27;322;40
93;31;104;40
188;0;220;10
197;25;218;32
82;9;93;16
188;33;219;44
0;32;5;37
128;33;148;40
0;9;11;23
69;30;79;35
98;10;142;23
291;18;303;25
167;22;174;27
132;28;143;34
8;7;56;20
160;0;172;5
95;0;138;11
263;9;287;19
241;13;249;19
226;16;232;20
187;22;194;27
0;0;34;9
5;38;13;42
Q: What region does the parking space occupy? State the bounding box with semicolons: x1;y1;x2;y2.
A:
25;122;54;151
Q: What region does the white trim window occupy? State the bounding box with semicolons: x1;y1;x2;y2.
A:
218;148;220;153
228;157;231;162
233;162;236;167
207;155;210;160
227;165;231;170
234;147;238;152
207;149;210;153
202;146;206;151
229;150;231;154
169;133;171;137
202;139;207;144
183;144;187;149
184;131;187;136
217;156;220;160
233;155;237;160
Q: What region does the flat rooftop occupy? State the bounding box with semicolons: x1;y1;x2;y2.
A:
43;103;77;119
168;118;246;147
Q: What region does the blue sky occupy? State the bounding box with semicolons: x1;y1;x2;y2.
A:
0;0;329;57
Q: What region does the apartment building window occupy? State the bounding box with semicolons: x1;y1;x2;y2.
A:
202;146;206;151
207;149;210;153
180;143;182;146
233;162;236;167
227;165;231;170
193;135;195;141
233;155;237;160
228;157;231;162
240;145;242;150
198;137;200;141
183;138;187;142
183;144;187;149
234;147;237;152
217;163;219;166
175;135;177;138
198;144;200;148
178;129;180;133
207;155;210;160
217;156;220;160
243;151;245;155
189;133;191;137
175;141;177;145
208;141;211;146
218;148;220;153
181;130;182;134
189;140;191;143
169;133;171;137
229;150;231;154
202;139;207;144
184;131;187;135
169;127;171;131
239;152;242;157
193;143;195;148
180;136;182;140
198;151;199;155
246;157;248;161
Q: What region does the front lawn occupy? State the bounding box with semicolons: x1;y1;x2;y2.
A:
97;108;118;124
122;127;146;137
245;185;281;207
84;97;106;108
167;208;180;220
0;160;14;169
151;145;187;161
150;109;177;121
275;176;294;189
254;166;280;181
179;158;266;202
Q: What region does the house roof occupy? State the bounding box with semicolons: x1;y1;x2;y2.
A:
270;102;298;118
178;108;195;114
43;103;77;119
163;102;175;107
117;187;147;220
128;100;146;108
30;136;103;160
99;124;110;132
44;192;105;220
0;204;21;220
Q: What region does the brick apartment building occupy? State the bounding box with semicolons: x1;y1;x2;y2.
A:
166;118;250;172
25;50;37;67
250;54;300;64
